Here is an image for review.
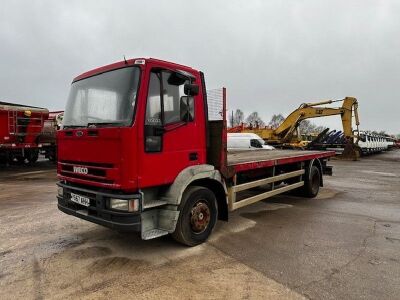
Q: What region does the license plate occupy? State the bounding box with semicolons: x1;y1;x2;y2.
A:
70;193;90;207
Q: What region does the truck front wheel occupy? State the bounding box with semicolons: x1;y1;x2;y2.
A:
172;186;218;246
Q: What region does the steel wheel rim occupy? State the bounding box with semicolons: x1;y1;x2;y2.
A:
190;200;211;234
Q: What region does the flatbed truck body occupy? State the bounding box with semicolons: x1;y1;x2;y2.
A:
57;58;335;245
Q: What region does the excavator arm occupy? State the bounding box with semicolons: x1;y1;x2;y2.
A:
274;97;359;142
234;96;361;159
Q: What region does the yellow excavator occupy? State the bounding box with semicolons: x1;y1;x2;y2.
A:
239;97;360;159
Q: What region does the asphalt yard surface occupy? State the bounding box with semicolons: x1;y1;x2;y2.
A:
1;150;399;299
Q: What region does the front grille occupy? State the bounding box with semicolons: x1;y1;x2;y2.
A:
59;160;116;185
61;160;113;168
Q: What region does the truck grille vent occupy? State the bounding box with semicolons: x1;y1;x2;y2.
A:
59;160;115;185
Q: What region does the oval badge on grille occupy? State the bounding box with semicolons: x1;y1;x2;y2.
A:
76;131;83;137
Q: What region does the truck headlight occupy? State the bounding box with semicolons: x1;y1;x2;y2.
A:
109;199;139;212
57;186;63;197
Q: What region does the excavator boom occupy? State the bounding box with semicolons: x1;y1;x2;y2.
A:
274;97;359;142
231;96;361;160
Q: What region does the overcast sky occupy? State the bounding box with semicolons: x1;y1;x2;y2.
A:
1;0;399;133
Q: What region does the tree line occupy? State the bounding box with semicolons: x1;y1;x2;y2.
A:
230;109;327;135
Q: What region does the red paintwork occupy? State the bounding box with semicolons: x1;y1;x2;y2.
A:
58;58;206;192
58;58;334;193
58;127;138;190
136;60;206;188
232;151;335;173
0;102;49;150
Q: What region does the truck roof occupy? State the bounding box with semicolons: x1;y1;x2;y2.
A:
73;58;197;82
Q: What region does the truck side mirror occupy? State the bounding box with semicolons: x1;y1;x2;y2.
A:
180;96;194;122
184;83;199;96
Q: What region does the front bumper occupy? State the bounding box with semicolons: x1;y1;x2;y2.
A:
57;182;141;232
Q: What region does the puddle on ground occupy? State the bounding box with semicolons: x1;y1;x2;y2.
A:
240;203;292;220
0;250;12;257
69;246;112;260
87;256;148;272
361;170;398;177
316;188;342;200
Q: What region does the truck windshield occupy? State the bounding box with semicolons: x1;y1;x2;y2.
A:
63;67;140;128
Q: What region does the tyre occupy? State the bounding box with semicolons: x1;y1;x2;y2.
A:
26;150;39;164
16;156;25;164
302;165;321;198
172;186;218;246
47;149;57;162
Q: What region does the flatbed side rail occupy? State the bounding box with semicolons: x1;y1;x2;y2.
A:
228;169;305;211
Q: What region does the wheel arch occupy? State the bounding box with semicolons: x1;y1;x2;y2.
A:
163;164;228;222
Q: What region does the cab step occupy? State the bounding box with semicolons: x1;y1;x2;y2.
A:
141;229;169;240
143;200;168;209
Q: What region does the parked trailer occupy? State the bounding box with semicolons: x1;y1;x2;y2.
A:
56;58;335;246
0;101;49;164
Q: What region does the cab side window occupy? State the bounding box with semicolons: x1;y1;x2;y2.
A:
162;71;191;125
145;72;162;126
145;72;162;152
144;70;195;152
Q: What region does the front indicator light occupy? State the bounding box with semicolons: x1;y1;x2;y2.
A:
109;199;139;212
57;186;63;197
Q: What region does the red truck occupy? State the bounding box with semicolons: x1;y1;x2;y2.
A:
57;58;335;246
0;101;49;164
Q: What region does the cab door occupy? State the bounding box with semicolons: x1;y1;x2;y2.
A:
138;66;205;188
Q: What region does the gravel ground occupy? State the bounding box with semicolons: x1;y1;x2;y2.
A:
0;150;399;299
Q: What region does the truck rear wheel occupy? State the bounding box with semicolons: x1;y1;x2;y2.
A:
16;156;25;164
302;165;321;198
172;186;218;246
26;150;39;164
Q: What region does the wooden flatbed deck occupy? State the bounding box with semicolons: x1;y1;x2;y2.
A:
228;149;335;172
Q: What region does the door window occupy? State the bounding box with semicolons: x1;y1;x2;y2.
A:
144;69;195;152
145;73;162;126
145;72;162;152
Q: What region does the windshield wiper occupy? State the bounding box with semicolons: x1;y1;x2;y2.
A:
87;122;125;128
63;125;86;129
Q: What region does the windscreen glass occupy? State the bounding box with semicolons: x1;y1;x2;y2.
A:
63;67;140;127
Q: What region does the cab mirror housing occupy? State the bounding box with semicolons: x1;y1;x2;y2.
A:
184;83;199;96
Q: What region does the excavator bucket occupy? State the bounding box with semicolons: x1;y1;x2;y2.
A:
340;141;360;161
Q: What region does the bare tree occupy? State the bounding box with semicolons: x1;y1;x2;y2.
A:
246;112;265;127
314;125;328;133
231;109;244;127
298;120;327;134
268;114;285;129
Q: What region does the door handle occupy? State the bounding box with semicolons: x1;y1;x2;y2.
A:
189;152;198;161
